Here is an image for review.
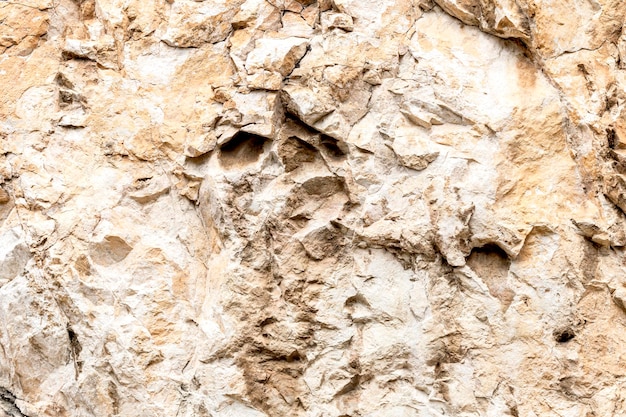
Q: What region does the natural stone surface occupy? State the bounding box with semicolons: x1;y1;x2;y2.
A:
2;0;626;416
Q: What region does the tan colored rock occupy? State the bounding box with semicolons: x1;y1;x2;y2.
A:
0;3;49;56
3;0;626;416
0;188;9;205
160;0;241;47
321;12;354;32
245;37;309;89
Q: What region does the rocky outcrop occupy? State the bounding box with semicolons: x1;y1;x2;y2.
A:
2;0;626;416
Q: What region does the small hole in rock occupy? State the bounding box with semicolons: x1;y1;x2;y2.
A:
219;131;269;167
554;328;575;343
320;134;346;158
469;243;509;260
466;244;511;281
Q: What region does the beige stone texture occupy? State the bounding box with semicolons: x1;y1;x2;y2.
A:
1;0;626;416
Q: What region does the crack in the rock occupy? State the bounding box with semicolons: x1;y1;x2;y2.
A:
0;387;29;417
555;40;607;58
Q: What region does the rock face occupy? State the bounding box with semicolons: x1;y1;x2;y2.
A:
2;0;626;416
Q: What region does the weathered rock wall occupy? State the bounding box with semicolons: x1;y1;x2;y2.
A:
2;0;626;415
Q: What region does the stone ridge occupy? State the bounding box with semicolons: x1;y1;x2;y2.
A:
0;0;626;416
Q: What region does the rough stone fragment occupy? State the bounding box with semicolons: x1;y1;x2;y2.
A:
128;175;171;204
0;4;49;55
0;188;9;205
62;39;98;61
245;37;309;89
605;173;626;210
321;12;354;32
90;236;133;266
0;228;30;284
161;0;241;47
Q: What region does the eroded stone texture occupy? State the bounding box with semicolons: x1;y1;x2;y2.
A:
1;0;626;416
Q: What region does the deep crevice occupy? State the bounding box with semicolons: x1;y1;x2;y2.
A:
68;326;83;375
608;128;617;149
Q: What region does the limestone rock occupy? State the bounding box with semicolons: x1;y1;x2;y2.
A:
2;0;626;416
320;12;354;32
160;0;241;48
245;37;309;89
